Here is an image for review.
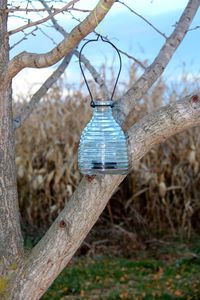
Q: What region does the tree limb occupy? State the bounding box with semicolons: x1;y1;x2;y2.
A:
13;48;109;130
8;0;81;35
7;6;91;13
68;10;146;69
115;47;146;69
6;0;116;81
40;0;109;98
117;0;167;39
12;1;111;130
114;0;200;125
13;55;72;130
12;92;200;299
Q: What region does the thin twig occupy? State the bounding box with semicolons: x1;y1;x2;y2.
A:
6;7;91;13
188;25;200;31
9;0;80;35
69;11;146;69
38;27;58;46
117;0;168;39
70;7;91;13
10;27;39;50
117;48;147;69
96;32;147;69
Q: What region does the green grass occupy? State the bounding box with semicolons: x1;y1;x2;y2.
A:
42;253;200;300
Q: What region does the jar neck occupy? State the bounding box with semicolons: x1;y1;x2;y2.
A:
92;100;113;114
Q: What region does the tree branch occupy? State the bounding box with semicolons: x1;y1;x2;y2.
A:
12;92;200;299
10;27;39;50
7;6;91;13
115;47;146;69
114;0;200;125
117;0;167;39
68;10;146;69
8;0;81;35
188;24;200;31
13;55;72;130
12;1;110;130
40;0;109;98
6;0;116;81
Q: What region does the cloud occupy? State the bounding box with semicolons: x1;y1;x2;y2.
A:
13;68;53;99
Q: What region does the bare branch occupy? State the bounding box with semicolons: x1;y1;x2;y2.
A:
69;7;91;13
114;0;200;125
40;0;110;98
12;0;110;129
188;24;200;31
116;47;147;69
13;55;72;130
10;27;39;50
9;0;81;35
92;31;147;69
6;0;116;81
68;10;146;69
7;7;91;13
12;92;200;299
38;27;58;46
117;0;168;39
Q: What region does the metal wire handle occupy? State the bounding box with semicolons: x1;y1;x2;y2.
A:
79;34;122;107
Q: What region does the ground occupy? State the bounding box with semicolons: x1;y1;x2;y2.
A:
42;236;200;300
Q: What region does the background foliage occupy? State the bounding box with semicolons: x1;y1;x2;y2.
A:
15;64;200;249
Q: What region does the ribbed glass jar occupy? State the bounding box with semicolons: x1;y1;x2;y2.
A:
78;100;129;175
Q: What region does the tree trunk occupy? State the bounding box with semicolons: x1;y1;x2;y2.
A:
0;0;23;272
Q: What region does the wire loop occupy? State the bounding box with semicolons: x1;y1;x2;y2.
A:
79;34;122;107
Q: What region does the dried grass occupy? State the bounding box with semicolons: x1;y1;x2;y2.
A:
15;66;200;239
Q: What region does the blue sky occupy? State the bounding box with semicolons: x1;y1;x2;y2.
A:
10;0;200;96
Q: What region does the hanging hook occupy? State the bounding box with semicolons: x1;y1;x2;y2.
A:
79;34;122;107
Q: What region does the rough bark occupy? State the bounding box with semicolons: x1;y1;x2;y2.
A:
11;92;200;300
0;0;23;267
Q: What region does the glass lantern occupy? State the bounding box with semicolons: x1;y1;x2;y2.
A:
78;100;129;175
77;35;129;175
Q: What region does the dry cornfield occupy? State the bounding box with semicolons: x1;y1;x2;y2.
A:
15;67;200;241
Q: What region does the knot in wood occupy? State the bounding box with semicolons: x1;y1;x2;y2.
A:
191;95;199;103
85;175;95;182
59;220;66;228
